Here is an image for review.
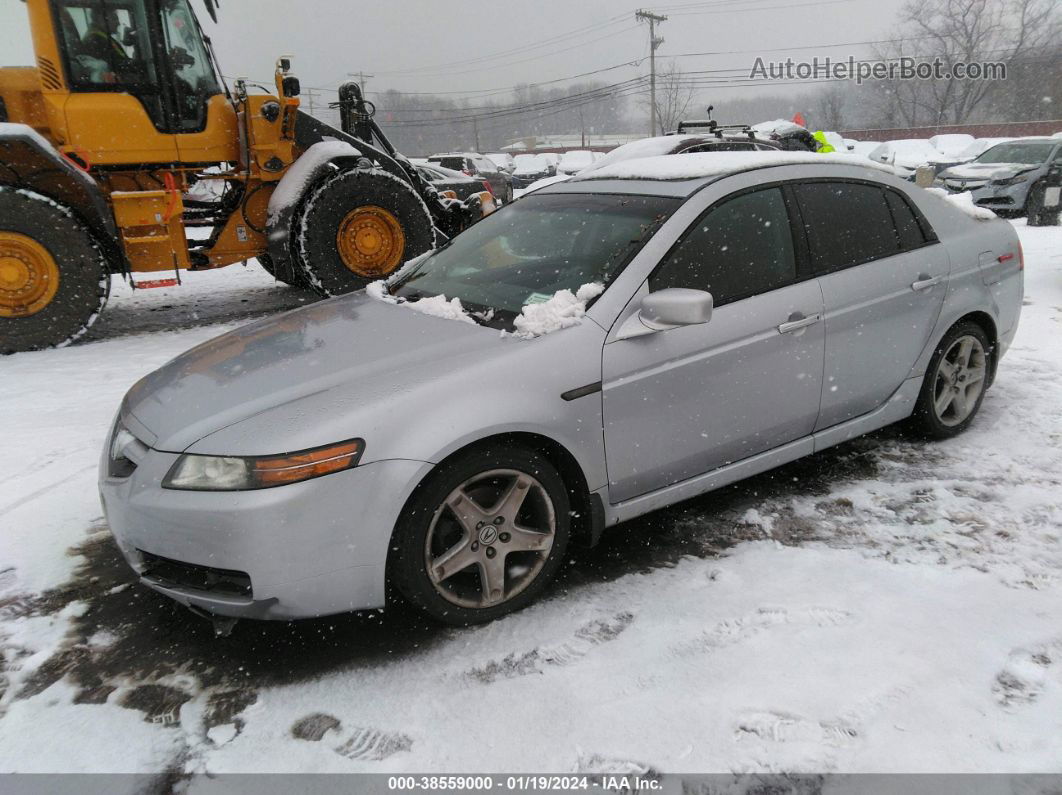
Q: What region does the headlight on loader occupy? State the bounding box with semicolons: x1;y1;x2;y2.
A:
163;439;364;491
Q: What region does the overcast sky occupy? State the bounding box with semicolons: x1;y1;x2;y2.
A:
2;0;907;106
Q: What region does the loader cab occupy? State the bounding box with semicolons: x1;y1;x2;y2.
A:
42;0;234;163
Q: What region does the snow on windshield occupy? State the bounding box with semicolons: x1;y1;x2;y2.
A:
367;279;605;338
511;282;604;339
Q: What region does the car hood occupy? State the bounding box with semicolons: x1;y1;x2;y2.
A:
122;293;510;454
939;162;1037;179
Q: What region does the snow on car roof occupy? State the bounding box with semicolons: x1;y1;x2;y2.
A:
572;150;894;183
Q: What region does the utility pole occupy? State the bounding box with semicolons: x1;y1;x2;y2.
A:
472;114;481;152
347;71;374;95
635;9;667;136
303;88;320;118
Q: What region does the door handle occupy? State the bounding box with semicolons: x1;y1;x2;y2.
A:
911;274;944;291
777;313;822;334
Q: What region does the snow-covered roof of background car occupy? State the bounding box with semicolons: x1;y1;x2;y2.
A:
570;150;895;182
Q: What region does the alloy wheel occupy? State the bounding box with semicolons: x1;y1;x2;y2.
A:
931;335;987;426
424;468;556;609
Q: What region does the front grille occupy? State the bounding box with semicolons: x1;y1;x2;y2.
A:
139;551;252;598
945;179;988;192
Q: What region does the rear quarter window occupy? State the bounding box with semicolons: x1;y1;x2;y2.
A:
793;181;899;273
884;189;932;250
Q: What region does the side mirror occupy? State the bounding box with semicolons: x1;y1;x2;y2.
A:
615;288;713;340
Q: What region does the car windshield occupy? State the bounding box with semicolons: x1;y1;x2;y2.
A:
975;142;1054;164
390;192;678;324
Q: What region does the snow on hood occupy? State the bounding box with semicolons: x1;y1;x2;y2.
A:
575;151;894;182
511;283;604;339
924;188;998;220
939;161;1036;179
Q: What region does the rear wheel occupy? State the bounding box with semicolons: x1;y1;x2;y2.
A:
0;187;109;354
390;445;571;625
911;321;991;439
296;168;435;297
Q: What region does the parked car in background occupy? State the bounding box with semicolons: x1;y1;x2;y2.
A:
935;137;1062;218
512;154;556;189
540;152;561;173
868;139;940;178
486;153;516;174
929;134;976;159
428;152;513;203
415;163;497;215
556;149;597;175
101;151;1021;627
845;141;881;158
922;137;1016;176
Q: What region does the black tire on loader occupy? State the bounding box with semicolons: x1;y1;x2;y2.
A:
258;251;310;289
296;167;436;297
0;187;109;354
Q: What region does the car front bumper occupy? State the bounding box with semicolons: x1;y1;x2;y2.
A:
99;441;433;620
940;180;1031;211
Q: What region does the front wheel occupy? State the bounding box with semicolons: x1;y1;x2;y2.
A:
296;167;435;297
910;321;991;439
390;446;571;625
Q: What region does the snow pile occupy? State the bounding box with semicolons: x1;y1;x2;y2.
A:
924;187;998;220
365;280;476;325
577;151;894;182
751;119;807;137
511;282;603;339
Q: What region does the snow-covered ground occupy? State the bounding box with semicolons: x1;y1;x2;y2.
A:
1;223;1060;780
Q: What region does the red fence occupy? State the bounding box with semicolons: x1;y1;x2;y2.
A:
839;119;1062;140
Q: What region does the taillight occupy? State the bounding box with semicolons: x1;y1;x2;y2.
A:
482;180;494;196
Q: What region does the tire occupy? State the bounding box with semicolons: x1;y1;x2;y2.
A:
0;187;109;354
257;251;310;289
296;167;435;297
390;445;571;626
910;321;991;439
1025;181;1060;227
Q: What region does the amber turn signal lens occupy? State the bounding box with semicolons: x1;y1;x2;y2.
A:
252;439;364;487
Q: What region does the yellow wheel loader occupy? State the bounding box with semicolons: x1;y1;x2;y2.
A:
0;0;484;353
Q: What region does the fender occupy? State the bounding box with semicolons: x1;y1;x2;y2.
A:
0;122;123;270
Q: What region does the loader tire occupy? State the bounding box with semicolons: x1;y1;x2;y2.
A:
296;167;436;297
258;251;310;289
0;188;109;354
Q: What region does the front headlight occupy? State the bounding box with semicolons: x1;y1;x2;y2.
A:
991;171;1030;186
162;438;364;491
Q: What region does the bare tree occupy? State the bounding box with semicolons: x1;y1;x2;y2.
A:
871;0;1060;126
813;83;849;131
645;61;697;135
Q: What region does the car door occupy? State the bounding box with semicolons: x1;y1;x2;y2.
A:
602;186;825;503
791;181;949;430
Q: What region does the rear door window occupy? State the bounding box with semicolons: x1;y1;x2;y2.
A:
793;181;899;273
650;186;797;306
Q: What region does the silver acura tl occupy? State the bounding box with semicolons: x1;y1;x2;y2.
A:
99;152;1023;627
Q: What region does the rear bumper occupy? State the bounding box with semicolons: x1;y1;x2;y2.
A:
99;446;433;620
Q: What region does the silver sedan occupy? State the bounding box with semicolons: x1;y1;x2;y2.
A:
99;152;1023;627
